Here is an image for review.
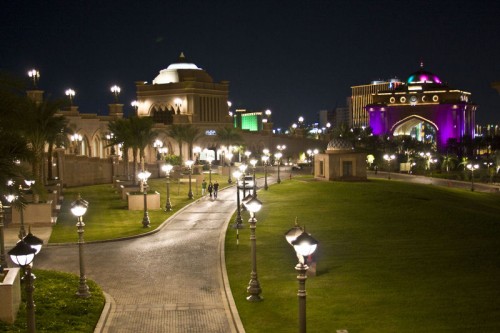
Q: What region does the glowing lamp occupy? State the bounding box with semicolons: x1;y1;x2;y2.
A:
292;231;318;257
71;194;89;217
8;240;36;267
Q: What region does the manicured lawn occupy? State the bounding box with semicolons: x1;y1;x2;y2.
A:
0;270;105;333
226;177;500;332
50;173;229;243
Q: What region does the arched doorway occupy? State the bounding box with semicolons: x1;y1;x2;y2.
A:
391;115;438;145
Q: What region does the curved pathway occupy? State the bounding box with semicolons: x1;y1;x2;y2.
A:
35;185;245;332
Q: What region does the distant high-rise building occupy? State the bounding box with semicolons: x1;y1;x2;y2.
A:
351;79;401;127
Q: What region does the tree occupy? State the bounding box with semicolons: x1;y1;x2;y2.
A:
216;126;243;148
129;116;158;172
168;124;188;162
441;153;457;173
108;118;134;180
183;125;202;160
13;98;67;189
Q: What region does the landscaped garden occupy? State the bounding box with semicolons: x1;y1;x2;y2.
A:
226;176;500;332
0;270;105;332
50;173;230;243
3;175;500;332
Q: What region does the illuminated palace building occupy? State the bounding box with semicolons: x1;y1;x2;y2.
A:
135;52;231;128
365;65;477;151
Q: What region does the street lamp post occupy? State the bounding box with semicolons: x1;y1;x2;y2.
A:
307;149;319;175
207;157;214;183
244;150;251;163
193;146;201;164
275;152;283;184
239;164;248;197
71;194;91;297
186;160;194;199
227;152;233;184
110;85;121;103
262;155;269;190
466;163;479;191
276;145;286;183
162;164;173;211
71;133;83;155
232;170;243;229
138;170;151;227
250;159;257;198
290;231;319;333
0;202;6;268
153;139;163;161
245;197;263;302
65;88;75;106
5;192;27;239
383;154;396;180
28;69;40;88
131;100;139;116
9;240;38;333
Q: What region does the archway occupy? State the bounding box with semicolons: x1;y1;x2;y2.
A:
391;115;438;145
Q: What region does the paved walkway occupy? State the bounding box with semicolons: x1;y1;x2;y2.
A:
31;185;246;332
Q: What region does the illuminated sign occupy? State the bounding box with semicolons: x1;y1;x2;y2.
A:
205;130;217;136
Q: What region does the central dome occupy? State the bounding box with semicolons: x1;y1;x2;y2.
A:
406;64;442;85
153;52;212;84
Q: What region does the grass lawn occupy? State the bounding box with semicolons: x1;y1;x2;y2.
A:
0;270;105;333
50;173;230;243
226;176;500;332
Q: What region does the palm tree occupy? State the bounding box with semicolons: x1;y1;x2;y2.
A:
215;126;243;150
183;125;202;160
441;153;457;173
0;132;32;195
168;124;187;162
13;98;66;188
129;116;157;171
108;118;134;180
46;116;69;181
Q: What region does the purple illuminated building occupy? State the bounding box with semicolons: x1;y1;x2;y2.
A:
366;65;477;151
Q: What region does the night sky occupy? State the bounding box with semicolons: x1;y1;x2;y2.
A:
2;0;499;129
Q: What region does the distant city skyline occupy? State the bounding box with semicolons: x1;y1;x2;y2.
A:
1;0;499;129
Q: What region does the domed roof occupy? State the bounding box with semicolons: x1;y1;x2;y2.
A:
327;137;353;151
406;63;442;85
153;52;213;84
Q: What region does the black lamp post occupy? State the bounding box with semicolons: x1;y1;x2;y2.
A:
227;152;234;184
275;152;282;184
262;149;270;190
5;192;26;239
9;240;38;333
467;163;479;191
232;170;243;229
250;159;257;198
162;164;173;211
71;194;91;298
239;164;248;197
289;230;318;333
207;157;214;183
244;197;263;302
383;154;395;180
186;160;194;199
276;145;286;184
262;155;269;190
0;202;7;268
138;170;151;227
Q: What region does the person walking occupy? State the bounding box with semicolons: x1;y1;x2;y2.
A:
213;181;219;199
208;182;213;198
201;179;207;196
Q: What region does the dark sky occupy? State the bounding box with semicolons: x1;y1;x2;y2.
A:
2;0;499;129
